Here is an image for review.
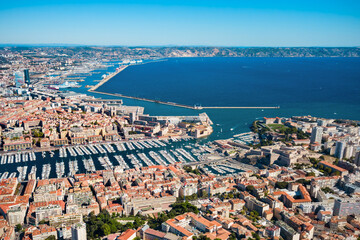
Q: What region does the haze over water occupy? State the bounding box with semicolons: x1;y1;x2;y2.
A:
79;57;360;140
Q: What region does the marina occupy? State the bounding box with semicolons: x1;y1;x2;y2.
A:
0;137;256;180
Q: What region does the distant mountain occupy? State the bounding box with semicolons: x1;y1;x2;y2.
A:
1;46;359;57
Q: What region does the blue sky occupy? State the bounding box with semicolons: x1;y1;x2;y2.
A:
0;0;359;46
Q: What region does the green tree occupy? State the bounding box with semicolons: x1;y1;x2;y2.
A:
246;185;255;192
229;232;237;240
275;181;289;189
101;223;111;236
15;224;22;232
306;172;315;177
45;236;56;240
252;232;261;240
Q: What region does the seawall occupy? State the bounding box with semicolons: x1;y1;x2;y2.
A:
89;65;128;91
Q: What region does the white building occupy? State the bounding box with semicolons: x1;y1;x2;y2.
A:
71;222;87;240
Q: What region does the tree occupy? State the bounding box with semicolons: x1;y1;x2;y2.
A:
15;224;22;232
275;181;289;189
101;224;111;236
252;232;261;240
229;232;237;240
45;236;56;240
246;185;255;192
306;172;315;177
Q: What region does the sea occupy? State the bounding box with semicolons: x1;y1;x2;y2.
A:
89;57;360;141
2;57;360;179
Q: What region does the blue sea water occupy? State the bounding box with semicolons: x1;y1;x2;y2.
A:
73;57;360;141
2;58;360;178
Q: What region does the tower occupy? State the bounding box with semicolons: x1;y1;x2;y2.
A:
71;222;87;240
354;151;360;166
310;127;323;144
335;141;346;160
24;69;30;85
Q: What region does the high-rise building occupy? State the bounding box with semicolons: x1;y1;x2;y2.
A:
335;141;346;159
24;69;30;85
344;145;354;159
355;151;360;166
310;127;323;144
71;222;87;240
334;198;360;216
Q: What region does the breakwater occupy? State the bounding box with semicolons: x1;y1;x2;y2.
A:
89;66;128;91
88;90;280;110
201;106;280;109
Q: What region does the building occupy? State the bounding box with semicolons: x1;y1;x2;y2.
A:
71;222;87;240
318;161;348;177
355;151;360;166
35;205;63;224
334;198;360;217
335;141;346;159
310;127;323;144
276;220;300;240
117;229;137;240
3;140;32;151
24;69;30;85
265;225;281;238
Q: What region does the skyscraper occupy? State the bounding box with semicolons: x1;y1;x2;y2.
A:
71;222;87;240
310;127;323;144
355;151;360;167
335;141;346;159
24;69;30;85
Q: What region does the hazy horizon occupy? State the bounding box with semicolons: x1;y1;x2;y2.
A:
0;44;359;48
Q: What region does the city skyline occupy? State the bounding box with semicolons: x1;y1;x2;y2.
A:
0;0;360;47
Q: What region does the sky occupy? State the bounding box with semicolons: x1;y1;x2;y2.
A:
0;0;359;46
